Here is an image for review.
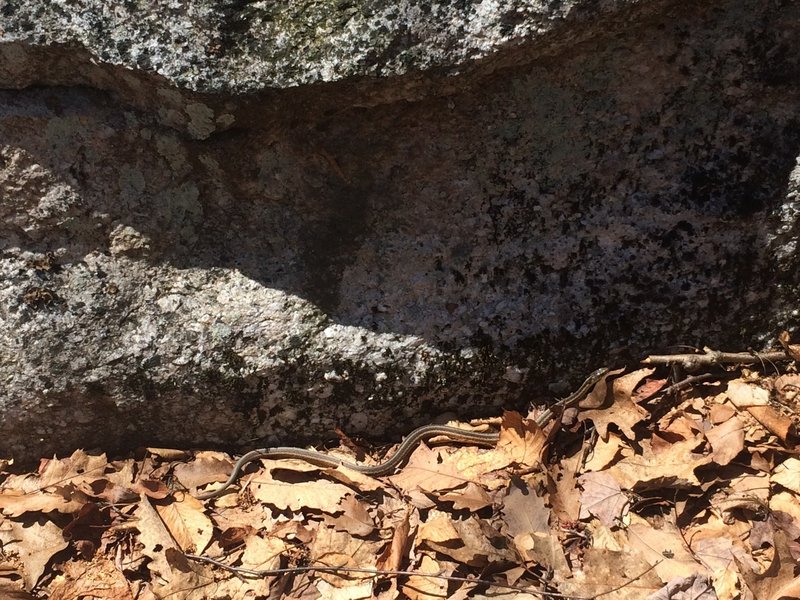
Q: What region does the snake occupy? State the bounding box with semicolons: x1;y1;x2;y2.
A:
195;367;609;500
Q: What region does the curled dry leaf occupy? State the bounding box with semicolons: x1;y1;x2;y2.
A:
376;508;413;572
746;405;795;443
778;330;800;362
146;448;189;461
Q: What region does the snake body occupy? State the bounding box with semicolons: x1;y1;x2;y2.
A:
196;367;608;500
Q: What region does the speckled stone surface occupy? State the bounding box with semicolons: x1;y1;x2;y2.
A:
1;0;799;462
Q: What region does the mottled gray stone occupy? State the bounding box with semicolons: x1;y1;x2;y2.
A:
0;0;799;463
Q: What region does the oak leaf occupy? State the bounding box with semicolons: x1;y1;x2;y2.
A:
0;518;68;590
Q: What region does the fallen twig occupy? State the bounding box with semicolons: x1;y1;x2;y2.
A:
184;553;661;599
640;373;718;402
642;348;789;369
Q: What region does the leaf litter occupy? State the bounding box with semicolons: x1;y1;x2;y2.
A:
0;366;798;599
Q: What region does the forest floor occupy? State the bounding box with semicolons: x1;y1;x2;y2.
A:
0;355;799;600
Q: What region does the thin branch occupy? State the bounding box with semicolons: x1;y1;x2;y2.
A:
639;373;717;402
184;553;661;599
642;348;789;369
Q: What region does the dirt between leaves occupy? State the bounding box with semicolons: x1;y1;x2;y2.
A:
0;367;799;600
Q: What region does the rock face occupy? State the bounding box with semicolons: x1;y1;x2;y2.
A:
1;1;799;462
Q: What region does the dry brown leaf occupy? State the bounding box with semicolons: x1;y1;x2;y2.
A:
584;432;628;471
240;533;284;572
22;451;109;494
771;457;800;495
578;471;629;526
324;465;384;492
512;530;570;577
504;483;570;576
712;567;741;600
251;466;355;511
418;512;460;545
85;479;140;504
326;494;376;537
770;490;800;526
316;578;375;600
774;374;800;403
437;482;493;511
661;413;705;441
626;517;708;581
647;573;716;600
38;451;108;488
738;531;800;600
0;518;69;590
690;527;752;574
578;369;651;439
0;583;36;599
146;448;190;461
605;436;709;491
133;496;180;578
547;457;582;523
388;443;469;494
557;547;663;599
778;331;800;362
419;512;512;566
154;495;214;553
709;403;738;424
310;525;381;588
705;416;745;466
633;377;668;402
150;549;215;600
494;411;548;467
48;558;134;600
726;380;770;407
0;488;87;517
376;509;412;572
501;480;550;535
174;452;234;489
402;553;449;600
746;406;795;443
131;479;171;499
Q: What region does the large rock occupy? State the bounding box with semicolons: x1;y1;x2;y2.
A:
1;0;798;462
